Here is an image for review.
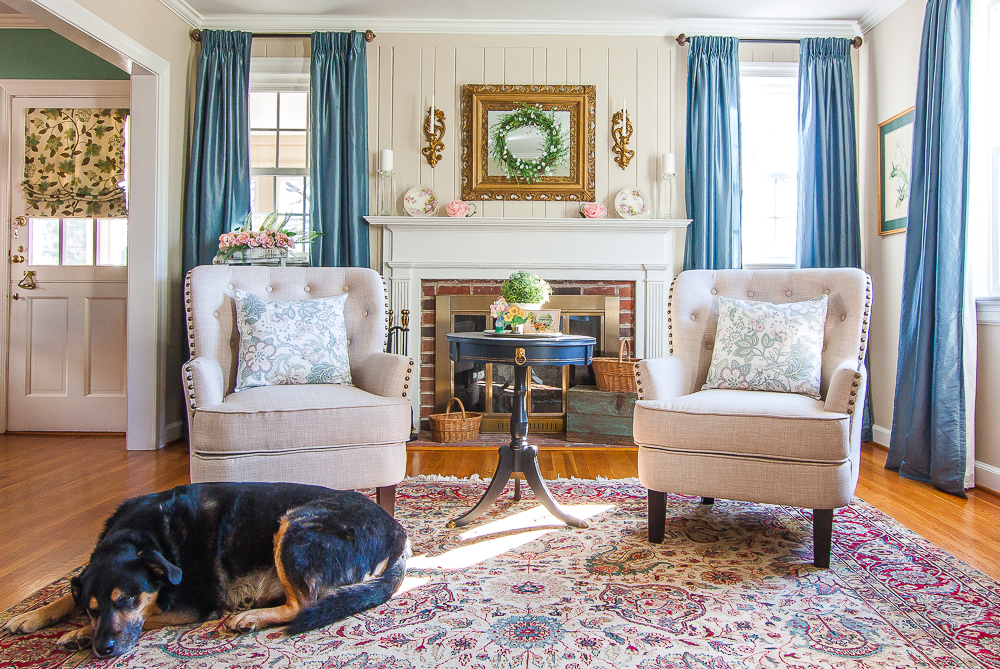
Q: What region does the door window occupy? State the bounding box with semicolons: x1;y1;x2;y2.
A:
27;217;127;266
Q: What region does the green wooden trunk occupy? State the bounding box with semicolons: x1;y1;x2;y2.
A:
566;385;637;446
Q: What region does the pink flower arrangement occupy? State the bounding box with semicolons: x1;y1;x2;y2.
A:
580;202;607;219
446;200;477;217
214;213;318;264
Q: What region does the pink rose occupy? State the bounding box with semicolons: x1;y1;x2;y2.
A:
446;200;473;217
218;234;230;249
235;231;251;245
580;202;607;219
260;234;275;248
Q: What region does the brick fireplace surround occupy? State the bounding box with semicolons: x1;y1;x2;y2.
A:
418;279;635;429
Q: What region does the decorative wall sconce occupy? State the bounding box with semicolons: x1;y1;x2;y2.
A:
611;98;634;170
422;104;446;168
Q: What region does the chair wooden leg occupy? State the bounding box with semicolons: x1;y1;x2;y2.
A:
647;489;666;544
813;509;833;568
376;485;396;517
700;497;715;505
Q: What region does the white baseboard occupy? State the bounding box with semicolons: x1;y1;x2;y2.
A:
975;461;1000;494
165;420;185;444
872;425;891;447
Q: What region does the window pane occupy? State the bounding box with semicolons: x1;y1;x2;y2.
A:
249;92;277;129
251;175;276;216
63;218;94;266
278;131;308;168
276;176;306;215
740;66;798;266
97;218;128;266
250;130;277;168
279;92;308;129
28;218;60;265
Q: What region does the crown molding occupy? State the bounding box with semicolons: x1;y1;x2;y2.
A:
196;14;862;39
0;15;44;28
156;0;202;29
858;0;910;33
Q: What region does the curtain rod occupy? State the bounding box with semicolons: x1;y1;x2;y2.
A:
675;33;863;49
190;29;376;43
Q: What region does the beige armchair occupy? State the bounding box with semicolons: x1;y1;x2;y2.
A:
183;266;412;514
633;269;871;567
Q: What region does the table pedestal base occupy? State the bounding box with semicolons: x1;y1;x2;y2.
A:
447;366;587;529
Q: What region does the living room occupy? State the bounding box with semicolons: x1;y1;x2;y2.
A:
2;0;1000;666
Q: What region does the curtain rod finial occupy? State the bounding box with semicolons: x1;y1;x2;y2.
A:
852;35;863;49
365;29;376;42
676;33;689;46
190;29;201;42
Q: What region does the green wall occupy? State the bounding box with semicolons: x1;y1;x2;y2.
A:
0;29;128;80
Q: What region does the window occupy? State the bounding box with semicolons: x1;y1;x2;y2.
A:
249;90;311;261
971;0;1000;295
28;217;127;266
739;61;799;268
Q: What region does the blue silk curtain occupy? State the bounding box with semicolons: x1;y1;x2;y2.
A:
796;37;872;442
886;0;971;496
183;30;252;273
684;36;742;270
310;32;370;267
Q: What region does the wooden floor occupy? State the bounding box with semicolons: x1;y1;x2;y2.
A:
1;434;999;612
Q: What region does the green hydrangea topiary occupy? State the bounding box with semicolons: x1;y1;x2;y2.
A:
501;271;551;305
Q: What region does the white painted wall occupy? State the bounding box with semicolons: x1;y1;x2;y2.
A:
858;0;924;446
364;34;686;268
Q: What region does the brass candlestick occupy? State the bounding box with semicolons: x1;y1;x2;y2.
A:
422;107;446;168
611;109;634;170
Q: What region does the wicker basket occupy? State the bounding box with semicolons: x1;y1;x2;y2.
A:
429;398;483;443
592;340;640;393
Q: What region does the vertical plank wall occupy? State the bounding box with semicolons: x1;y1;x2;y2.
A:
367;34;684;266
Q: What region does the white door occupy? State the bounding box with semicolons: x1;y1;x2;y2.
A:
6;96;128;432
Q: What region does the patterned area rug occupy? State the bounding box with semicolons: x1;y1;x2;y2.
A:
3;477;1000;668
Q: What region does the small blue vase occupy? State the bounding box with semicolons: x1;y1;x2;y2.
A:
494;317;505;333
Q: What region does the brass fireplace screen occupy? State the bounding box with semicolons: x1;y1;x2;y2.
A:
435;294;620;433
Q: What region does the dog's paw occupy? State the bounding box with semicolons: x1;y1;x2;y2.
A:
57;627;93;652
4;611;51;635
225;611;262;633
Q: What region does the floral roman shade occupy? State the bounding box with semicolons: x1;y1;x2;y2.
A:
22;108;128;217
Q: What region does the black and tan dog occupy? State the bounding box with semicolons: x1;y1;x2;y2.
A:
3;482;409;658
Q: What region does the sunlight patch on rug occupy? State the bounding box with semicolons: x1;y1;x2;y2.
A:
3;477;1000;668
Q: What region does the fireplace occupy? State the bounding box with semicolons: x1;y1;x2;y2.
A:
426;283;629;432
366;215;691;429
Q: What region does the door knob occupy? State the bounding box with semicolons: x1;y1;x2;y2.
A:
12;292;20;300
10;255;25;263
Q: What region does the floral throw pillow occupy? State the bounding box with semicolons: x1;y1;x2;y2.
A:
233;289;352;391
702;295;829;399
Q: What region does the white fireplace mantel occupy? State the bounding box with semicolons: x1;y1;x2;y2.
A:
366;215;691;416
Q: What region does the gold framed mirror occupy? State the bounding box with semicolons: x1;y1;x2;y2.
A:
461;84;596;202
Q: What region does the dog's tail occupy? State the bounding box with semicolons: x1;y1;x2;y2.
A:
285;540;410;636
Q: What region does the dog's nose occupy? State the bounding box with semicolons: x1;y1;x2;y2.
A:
95;638;115;656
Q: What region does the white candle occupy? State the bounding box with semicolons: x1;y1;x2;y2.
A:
431;92;435;117
379;148;393;172
623;97;627;120
666;153;676;174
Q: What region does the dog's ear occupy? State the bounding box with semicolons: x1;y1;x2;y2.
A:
139;550;182;586
70;575;83;604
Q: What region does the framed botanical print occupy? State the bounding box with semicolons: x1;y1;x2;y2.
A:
878;107;915;235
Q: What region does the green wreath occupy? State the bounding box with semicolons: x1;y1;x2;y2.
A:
490;103;570;184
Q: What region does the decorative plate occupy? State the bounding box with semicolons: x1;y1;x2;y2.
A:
614;188;651;219
403;185;439;217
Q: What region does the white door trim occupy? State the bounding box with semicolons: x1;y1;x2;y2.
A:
0;0;172;450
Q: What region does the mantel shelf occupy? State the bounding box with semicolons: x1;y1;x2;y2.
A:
365;216;692;232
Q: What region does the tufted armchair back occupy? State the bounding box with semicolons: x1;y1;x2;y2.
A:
668;269;871;399
185;266;388;397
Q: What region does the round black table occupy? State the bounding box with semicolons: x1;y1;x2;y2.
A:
445;332;596;528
